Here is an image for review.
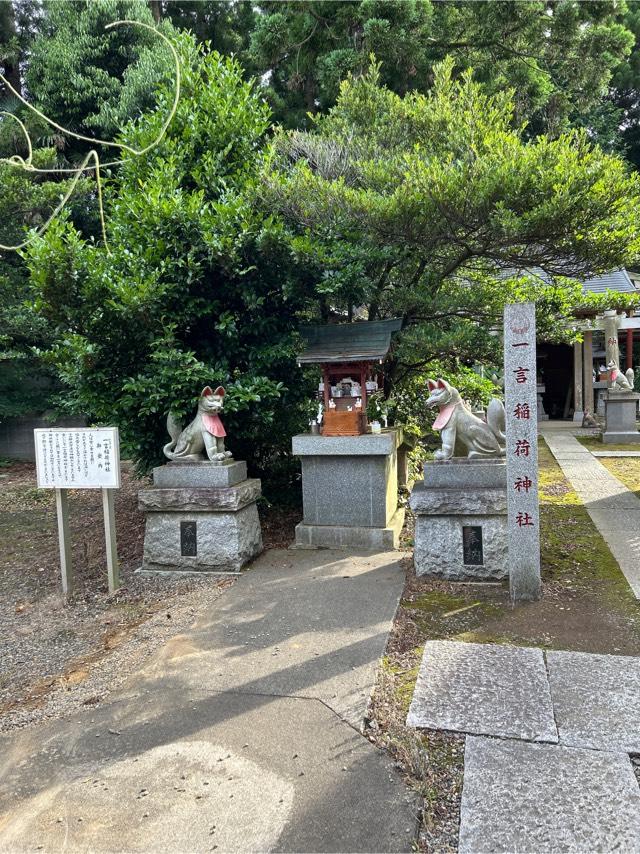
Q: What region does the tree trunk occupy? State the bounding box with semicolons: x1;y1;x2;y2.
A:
304;74;317;114
148;0;162;23
1;1;22;96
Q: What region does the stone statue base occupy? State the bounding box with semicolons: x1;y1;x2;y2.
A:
137;460;262;575
410;459;507;581
603;391;640;444
291;430;405;550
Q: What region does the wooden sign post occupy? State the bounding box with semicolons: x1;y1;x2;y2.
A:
504;303;541;602
34;427;121;598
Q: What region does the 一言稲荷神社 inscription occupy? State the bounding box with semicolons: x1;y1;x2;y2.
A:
34;427;120;489
504;303;541;602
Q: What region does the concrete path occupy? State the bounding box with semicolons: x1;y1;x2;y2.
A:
0;550;417;853
408;640;640;853
541;426;640;597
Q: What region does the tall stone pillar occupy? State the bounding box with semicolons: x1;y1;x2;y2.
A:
583;330;594;415
627;328;634;372
573;341;584;422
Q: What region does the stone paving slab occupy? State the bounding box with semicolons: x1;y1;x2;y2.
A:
459;737;640;854
406;641;558;742
547;649;640;752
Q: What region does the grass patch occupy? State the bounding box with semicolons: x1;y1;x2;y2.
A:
576;435;640;453
596;456;640;497
367;438;640;850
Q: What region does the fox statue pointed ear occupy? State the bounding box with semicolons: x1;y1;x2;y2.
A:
427;379;437;391
213;386;225;397
201;386;213;397
436;379;446;389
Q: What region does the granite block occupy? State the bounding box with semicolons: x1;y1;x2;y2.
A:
300;456;396;528
604;392;640;440
292;429;402;457
409;485;507;515
153;460;247;488
407;640;557;742
459;737;640;854
413;513;508;580
546;649;640;752
603;430;640;443
140;504;262;573
421;459;507;489
138;480;261;513
293;507;405;550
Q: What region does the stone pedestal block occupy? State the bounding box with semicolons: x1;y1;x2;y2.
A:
410;459;508;581
291;429;404;550
153;460;247;488
603;391;640;444
138;462;262;575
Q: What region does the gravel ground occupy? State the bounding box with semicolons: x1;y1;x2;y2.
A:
0;460;299;733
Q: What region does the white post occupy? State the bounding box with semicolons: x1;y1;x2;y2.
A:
102;488;119;593
55;488;73;599
583;330;594;415
573;341;584;422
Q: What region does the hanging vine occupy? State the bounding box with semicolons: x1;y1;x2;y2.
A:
0;19;181;254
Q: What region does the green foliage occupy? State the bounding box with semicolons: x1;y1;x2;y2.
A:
25;36;312;483
263;60;640;393
161;1;256;60
250;1;634;133
0;143;94;417
25;0;175;147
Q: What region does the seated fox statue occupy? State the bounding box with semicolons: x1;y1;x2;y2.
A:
608;360;635;391
163;386;233;463
426;378;506;461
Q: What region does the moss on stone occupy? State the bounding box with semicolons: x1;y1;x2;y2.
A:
398;438;640;652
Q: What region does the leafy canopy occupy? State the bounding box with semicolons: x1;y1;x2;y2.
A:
25;33;312;480
251;1;634;133
263;59;640;385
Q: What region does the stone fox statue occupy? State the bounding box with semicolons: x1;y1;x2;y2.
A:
163;386;233;462
426;378;506;461
608;360;635;391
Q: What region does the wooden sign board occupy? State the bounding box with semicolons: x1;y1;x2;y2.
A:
504;303;541;602
34;427;120;489
33;427;121;597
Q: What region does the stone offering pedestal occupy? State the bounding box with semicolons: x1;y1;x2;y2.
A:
410;459;507;581
138;460;262;574
291;429;405;550
603;391;640;444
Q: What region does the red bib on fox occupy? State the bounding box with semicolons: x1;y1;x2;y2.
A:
202;413;226;438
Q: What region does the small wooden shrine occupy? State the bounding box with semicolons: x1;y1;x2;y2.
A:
297;319;402;436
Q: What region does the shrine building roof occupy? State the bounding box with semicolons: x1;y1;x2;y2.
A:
297;318;403;365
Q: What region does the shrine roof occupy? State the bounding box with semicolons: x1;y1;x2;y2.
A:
581;269;635;294
498;266;636;295
297;318;402;365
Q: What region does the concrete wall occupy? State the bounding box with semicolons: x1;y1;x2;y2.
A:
0;416;86;462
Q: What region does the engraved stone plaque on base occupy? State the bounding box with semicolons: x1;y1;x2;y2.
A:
137;461;262;575
410;459;507;581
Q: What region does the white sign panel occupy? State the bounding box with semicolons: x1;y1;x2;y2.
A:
34;427;121;489
504;303;541;602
